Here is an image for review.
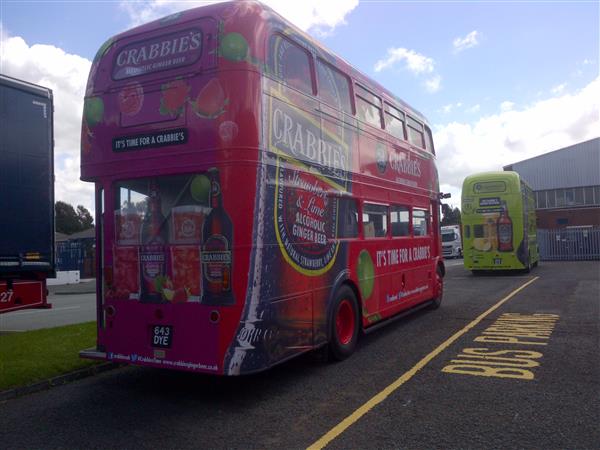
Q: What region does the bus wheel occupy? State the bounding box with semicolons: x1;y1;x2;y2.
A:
430;266;444;309
329;286;359;361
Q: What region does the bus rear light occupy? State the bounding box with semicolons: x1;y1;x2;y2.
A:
209;310;220;323
106;305;116;317
104;266;113;286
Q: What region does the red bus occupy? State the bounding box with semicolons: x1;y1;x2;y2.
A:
80;1;445;375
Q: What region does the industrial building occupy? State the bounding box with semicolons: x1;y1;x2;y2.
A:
504;137;600;229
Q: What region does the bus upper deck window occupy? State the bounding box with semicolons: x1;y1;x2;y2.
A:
425;125;435;154
384;103;406;141
407;116;425;149
355;85;382;128
269;35;314;95
317;59;352;115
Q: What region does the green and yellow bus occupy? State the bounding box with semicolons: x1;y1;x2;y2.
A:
461;171;539;273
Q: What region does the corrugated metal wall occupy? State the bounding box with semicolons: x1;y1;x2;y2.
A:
505;138;600;190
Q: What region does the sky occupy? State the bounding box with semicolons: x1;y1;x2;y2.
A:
1;0;598;216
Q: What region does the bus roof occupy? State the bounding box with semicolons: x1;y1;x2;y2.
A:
88;0;430;126
462;171;524;196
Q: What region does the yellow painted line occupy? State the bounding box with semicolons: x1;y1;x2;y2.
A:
307;276;539;450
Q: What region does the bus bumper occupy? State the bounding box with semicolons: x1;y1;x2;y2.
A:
79;348;107;360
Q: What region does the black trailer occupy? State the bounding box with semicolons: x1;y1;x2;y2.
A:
0;74;55;312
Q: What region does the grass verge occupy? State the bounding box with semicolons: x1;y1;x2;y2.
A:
0;322;100;392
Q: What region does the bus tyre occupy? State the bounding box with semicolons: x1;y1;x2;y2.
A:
430;266;444;309
329;286;359;361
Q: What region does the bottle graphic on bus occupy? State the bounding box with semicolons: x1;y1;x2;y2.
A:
201;168;234;305
497;201;513;252
140;181;167;302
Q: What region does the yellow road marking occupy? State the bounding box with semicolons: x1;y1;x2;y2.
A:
307;276;539;450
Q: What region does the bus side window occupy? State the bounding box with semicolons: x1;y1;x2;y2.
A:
390;205;409;237
316;59;352;115
412;208;429;236
384;103;406;141
268;35;314;95
473;224;484;238
407;116;425;149
424;125;435;154
363;203;388;238
464;225;471;239
355;85;382;128
337;197;359;238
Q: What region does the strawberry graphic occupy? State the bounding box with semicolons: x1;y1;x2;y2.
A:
118;82;144;116
160;79;190;116
191;78;228;119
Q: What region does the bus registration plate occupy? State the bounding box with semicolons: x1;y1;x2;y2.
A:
151;325;173;348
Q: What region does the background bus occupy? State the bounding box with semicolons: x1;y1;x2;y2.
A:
461;171;539;272
80;1;444;375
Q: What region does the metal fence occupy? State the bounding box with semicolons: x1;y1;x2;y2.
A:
538;227;600;261
56;240;96;277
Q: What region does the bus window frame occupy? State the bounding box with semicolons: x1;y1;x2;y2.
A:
411;207;430;237
268;33;316;96
390;205;410;238
406;115;425;150
383;102;407;141
355;83;383;129
316;58;354;116
424;125;435;155
362;202;389;239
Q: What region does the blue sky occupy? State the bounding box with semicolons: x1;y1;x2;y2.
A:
1;0;598;213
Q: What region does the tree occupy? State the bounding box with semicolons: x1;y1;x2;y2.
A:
55;201;94;234
77;205;94;230
441;204;461;226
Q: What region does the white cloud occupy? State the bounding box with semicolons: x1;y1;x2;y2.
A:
466;104;480;114
453;30;480;53
119;0;359;35
551;83;566;95
0;34;95;215
424;75;442;93
374;47;435;74
500;101;515;112
374;47;441;94
434;77;600;207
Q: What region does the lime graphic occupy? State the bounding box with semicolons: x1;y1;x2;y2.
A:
190;174;211;204
220;32;248;61
93;37;114;63
84;97;104;128
357;250;375;300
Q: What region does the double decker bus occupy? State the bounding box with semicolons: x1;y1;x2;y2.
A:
461;171;539;273
80;1;444;375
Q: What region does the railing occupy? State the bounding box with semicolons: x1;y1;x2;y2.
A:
538;227;600;261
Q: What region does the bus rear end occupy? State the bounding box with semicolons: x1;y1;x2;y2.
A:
461;172;529;271
80;3;263;374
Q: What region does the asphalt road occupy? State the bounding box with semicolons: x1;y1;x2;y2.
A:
0;282;96;332
1;261;598;449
